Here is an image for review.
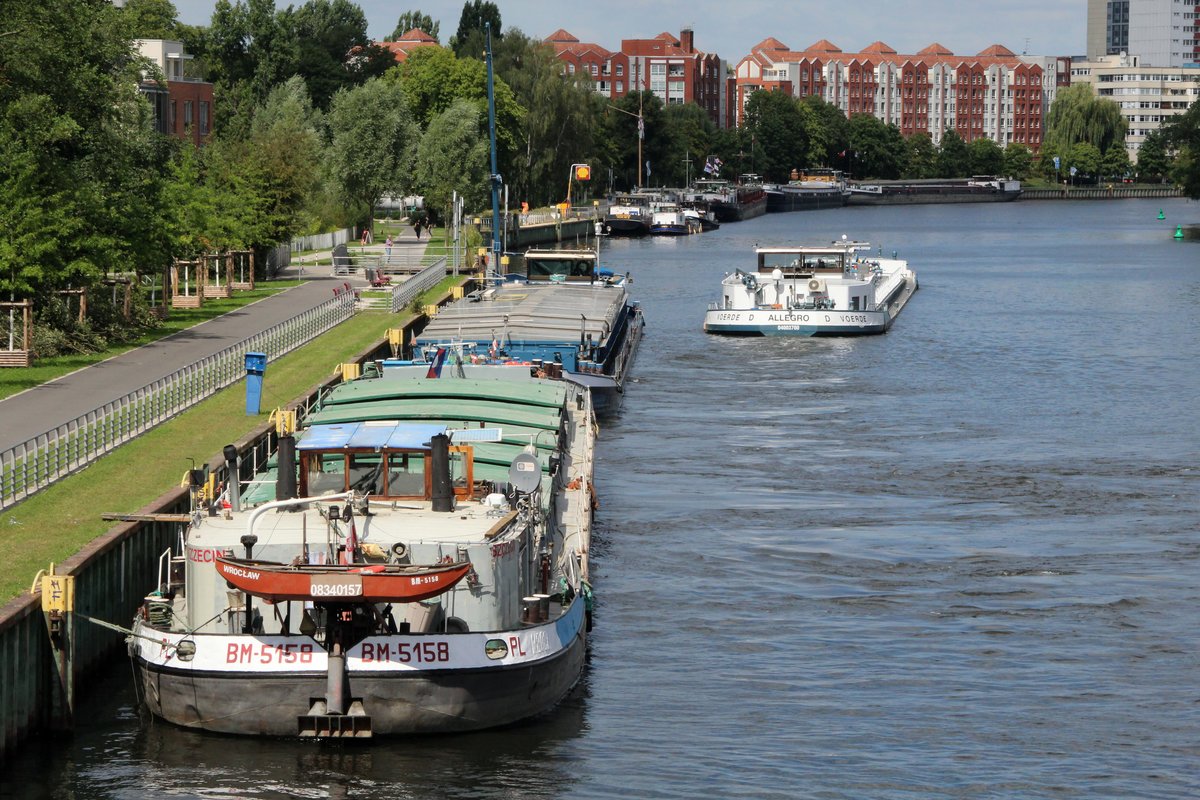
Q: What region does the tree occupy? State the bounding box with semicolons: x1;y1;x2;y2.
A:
414;100;489;223
801;94;849;167
325;78;419;222
120;0;180;38
1043;83;1127;163
742;89;810;182
206;0;299;118
902;132;937;179
937;130;971;177
1066;141;1102;182
661;102;718;188
1162;99;1200;198
391;46;521;141
1134;129;1171;183
848;114;903;179
284;0;392;110
600;91;668;190
389;10;439;42
968;137;1005;175
245;77;326;240
451;0;501;59
494;30;603;205
1100;145;1131;183
1003;143;1033;180
0;0;171;300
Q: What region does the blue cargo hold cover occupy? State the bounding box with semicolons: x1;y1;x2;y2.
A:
298;422;447;450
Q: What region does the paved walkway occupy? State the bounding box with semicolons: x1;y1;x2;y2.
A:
0;227;428;453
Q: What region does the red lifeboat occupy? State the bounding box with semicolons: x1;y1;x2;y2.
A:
215;556;472;604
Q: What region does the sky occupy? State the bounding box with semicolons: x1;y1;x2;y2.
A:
172;0;1088;60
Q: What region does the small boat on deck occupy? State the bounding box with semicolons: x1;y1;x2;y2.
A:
215;556;473;604
703;237;918;336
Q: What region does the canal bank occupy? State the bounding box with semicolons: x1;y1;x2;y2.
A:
1022;185;1183;199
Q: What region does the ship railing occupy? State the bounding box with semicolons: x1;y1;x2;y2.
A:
0;291;356;512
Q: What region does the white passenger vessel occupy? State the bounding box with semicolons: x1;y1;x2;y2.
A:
703;238;918;336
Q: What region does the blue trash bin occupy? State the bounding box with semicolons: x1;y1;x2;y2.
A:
244;351;267;415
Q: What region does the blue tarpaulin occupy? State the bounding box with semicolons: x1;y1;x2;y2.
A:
298;422;447;451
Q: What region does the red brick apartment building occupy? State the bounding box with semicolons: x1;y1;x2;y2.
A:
735;38;1048;150
547;28;727;127
136;39;214;146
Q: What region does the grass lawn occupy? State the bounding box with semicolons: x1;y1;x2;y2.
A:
0;310;400;604
0;280;301;402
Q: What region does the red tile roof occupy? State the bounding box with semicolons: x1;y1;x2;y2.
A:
918;43;955;56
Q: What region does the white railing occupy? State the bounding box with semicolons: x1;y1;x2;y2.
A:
0;291;356;512
390;257;448;313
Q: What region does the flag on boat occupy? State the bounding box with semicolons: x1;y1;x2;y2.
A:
704;155;722;176
426;347;448;378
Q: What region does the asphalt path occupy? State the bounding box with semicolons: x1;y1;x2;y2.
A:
0;233;427;453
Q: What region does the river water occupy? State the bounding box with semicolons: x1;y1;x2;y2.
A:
4;199;1198;799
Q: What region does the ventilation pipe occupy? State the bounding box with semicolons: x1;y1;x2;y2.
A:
430;433;453;512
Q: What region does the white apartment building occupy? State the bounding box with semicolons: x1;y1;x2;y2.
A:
1071;53;1200;160
1087;0;1200;67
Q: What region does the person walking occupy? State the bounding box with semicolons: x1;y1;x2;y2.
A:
385;235;393;263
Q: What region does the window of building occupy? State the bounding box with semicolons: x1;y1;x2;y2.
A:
183;100;192;129
199;101;209;135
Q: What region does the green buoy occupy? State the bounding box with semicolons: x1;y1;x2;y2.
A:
1157;209;1165;220
1174;225;1184;240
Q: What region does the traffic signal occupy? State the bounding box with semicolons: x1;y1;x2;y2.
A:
574;164;591;181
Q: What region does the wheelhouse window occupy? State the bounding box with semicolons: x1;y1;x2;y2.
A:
758;251;845;275
299;446;474;500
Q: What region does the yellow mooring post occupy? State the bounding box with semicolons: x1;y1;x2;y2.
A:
40;563;76;729
387;328;404;358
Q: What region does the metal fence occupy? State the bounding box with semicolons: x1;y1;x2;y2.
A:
0;291;356;513
290;227;356;253
391;257;449;313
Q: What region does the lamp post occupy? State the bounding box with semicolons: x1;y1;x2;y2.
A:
485;23;502;264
